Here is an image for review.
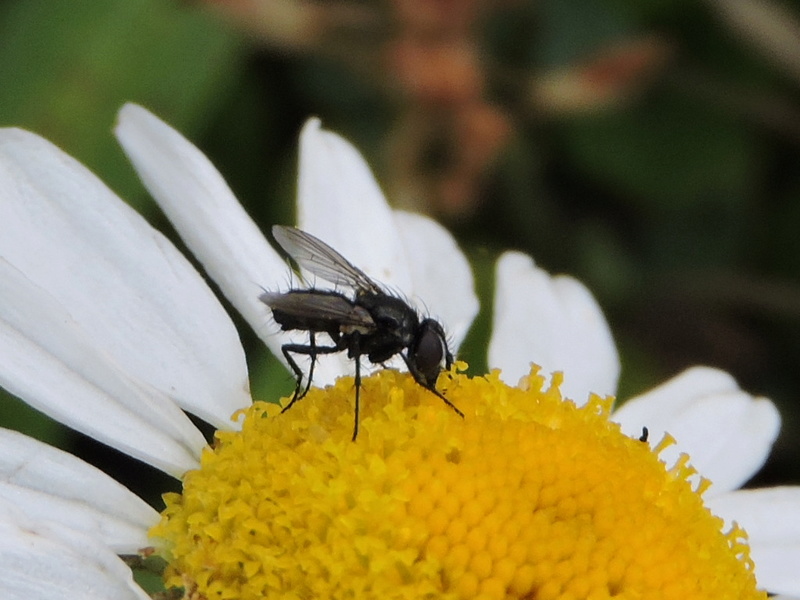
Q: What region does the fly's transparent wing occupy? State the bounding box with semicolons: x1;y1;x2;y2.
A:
272;226;382;294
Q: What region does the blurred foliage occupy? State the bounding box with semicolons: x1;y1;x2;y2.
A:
0;0;244;208
1;0;800;501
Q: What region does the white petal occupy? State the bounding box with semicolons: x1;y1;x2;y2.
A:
488;251;619;403
0;126;250;430
296;118;412;291
706;487;800;596
115;103;289;369
0;428;157;552
614;367;739;422
0;259;203;476
0;502;149;600
613;367;780;492
394;211;478;351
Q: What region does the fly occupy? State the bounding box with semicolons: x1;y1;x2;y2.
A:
260;225;463;440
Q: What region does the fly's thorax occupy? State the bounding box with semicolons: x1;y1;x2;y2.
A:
339;304;374;336
358;292;420;345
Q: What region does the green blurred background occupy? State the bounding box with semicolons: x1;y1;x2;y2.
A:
1;0;799;509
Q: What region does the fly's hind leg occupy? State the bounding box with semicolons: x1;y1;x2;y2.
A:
279;344;307;413
280;333;340;413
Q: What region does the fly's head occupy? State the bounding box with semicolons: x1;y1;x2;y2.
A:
411;318;453;388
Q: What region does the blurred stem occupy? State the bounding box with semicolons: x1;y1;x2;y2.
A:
667;67;800;145
659;270;800;322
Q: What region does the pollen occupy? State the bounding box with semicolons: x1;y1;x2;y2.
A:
151;366;766;600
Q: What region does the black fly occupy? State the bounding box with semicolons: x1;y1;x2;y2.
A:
260;225;463;440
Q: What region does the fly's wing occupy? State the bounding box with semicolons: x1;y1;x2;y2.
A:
260;291;376;332
272;225;383;294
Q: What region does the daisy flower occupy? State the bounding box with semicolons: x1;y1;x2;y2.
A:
0;103;794;599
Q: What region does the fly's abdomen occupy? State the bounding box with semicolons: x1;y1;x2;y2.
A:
261;290;375;335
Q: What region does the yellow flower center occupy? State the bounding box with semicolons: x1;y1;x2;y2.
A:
152;367;764;600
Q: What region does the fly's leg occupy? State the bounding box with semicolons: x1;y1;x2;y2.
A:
402;354;465;418
352;355;361;441
347;332;363;442
280;344;309;413
280;338;340;413
302;333;318;399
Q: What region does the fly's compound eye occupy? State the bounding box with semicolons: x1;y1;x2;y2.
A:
413;320;448;387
